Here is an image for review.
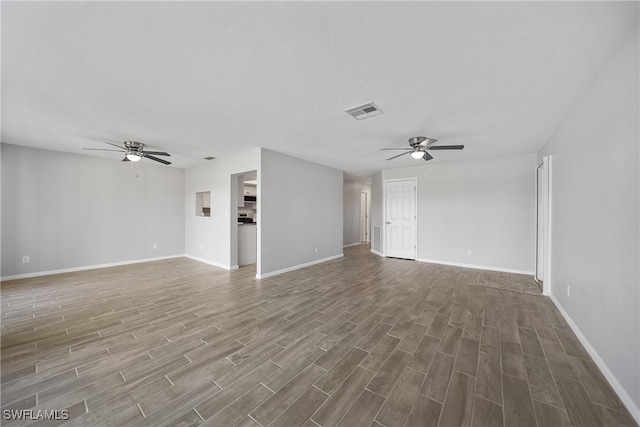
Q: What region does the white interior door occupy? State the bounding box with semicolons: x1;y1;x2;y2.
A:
385;179;417;260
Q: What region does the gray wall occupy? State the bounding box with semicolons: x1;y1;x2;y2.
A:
184;148;260;269
343;178;371;246
377;153;536;272
1;143;185;278
260;149;343;275
538;22;639;413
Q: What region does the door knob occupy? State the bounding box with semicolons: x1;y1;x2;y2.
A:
386;221;391;225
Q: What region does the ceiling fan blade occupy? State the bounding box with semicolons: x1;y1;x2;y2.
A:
82;148;125;152
427;145;464;150
380;148;411;151
122;156;130;162
386;151;411;161
422;138;438;147
423;151;434;161
142;151;171;156
143;153;172;165
105;141;126;150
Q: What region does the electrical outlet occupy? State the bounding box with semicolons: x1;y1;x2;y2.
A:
314;246;318;253
22;255;30;263
566;286;570;298
466;250;472;256
200;244;204;251
153;243;158;250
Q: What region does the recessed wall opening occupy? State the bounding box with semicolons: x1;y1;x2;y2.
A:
196;191;211;217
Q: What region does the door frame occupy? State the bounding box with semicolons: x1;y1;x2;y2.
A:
383;177;418;260
535;156;552;296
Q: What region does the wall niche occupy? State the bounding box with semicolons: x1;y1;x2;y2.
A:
196;191;211;217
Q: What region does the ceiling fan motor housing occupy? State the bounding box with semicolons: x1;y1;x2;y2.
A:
409;136;428;147
124;141;144;151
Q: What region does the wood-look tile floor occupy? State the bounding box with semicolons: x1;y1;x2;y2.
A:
1;244;636;427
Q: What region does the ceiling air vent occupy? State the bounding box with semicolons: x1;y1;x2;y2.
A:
203;156;216;160
345;102;383;120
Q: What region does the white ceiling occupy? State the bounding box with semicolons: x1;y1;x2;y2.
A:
2;1;638;178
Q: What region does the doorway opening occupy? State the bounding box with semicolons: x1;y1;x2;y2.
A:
360;192;370;242
231;170;258;271
384;178;417;260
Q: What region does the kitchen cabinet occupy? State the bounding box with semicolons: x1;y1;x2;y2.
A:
238;224;257;266
243;184;257;206
237;177;257;207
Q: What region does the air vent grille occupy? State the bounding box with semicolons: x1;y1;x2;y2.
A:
204;156;216;160
345;102;383;120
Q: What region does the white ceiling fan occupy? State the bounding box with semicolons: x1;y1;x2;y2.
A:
82;141;172;165
381;136;464;162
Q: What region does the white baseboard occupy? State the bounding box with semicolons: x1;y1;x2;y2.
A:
371;249;383;257
416;258;533;275
549;295;640;425
343;242;362;248
184;255;235;271
1;254;186;282
256;254;344;279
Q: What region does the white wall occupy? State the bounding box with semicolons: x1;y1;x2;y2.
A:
538;22;639;417
343;178;371;246
1;143;185;278
184;148;260;269
260;149;343;276
378;153;536;273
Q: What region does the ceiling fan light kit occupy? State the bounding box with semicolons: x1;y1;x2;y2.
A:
410;151;425;159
